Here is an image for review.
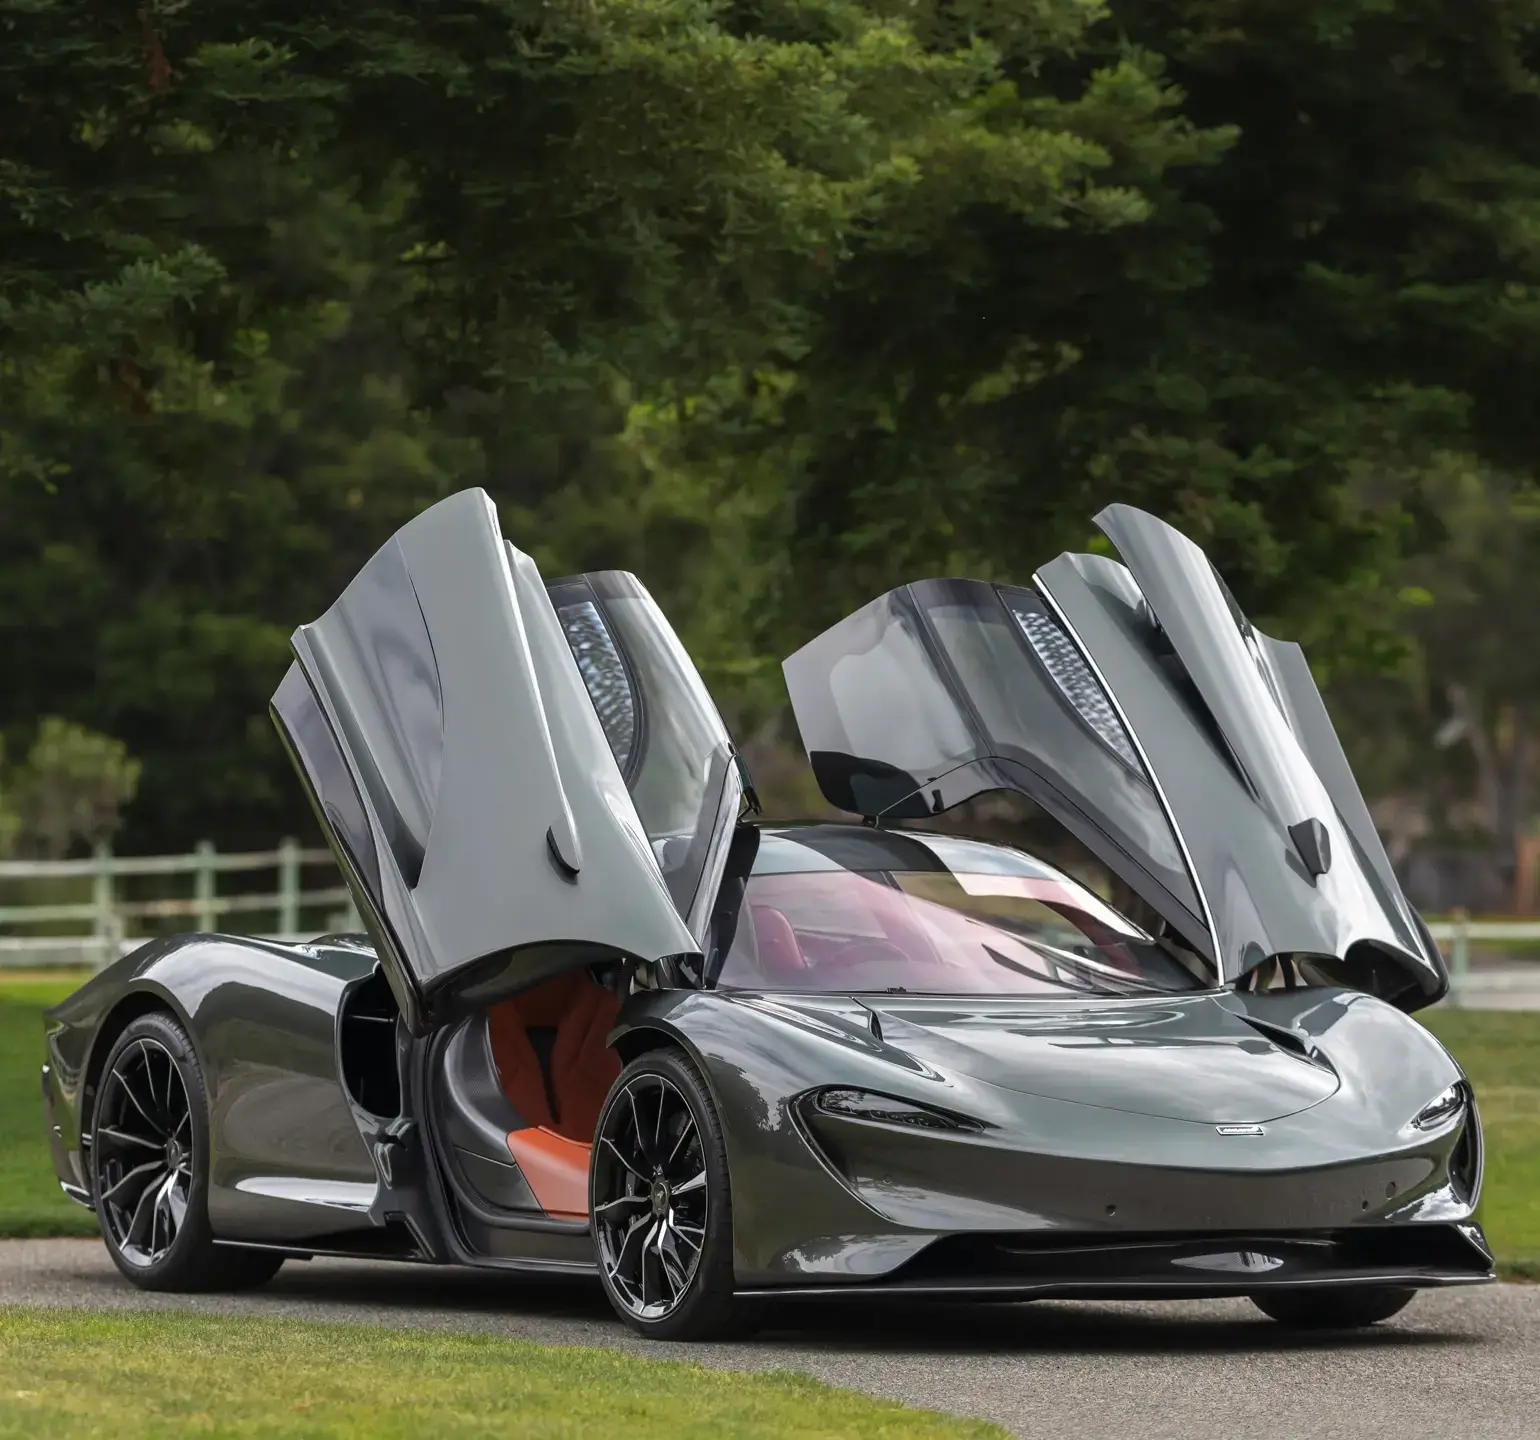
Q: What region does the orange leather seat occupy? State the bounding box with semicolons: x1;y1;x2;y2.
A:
485;972;621;1144
751;904;810;980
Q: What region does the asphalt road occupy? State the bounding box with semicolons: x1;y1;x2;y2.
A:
3;1240;1537;1438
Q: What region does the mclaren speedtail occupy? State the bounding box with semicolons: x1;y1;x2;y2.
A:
40;490;1492;1339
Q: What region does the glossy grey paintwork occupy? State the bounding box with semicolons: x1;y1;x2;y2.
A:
43;934;381;1241
615;977;1480;1285
1037;549;1444;1006
44;908;1486;1294
1075;504;1439;992
276;487;696;1032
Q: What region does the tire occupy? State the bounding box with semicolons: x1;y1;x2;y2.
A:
90;1011;284;1293
1251;1286;1416;1328
590;1047;761;1341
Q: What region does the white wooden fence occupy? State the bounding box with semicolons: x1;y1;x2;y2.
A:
0;840;360;969
0;851;1533;1002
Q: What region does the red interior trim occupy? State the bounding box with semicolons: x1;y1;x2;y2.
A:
506;1127;592;1219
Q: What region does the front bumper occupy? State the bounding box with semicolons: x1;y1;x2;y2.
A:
736;1222;1496;1300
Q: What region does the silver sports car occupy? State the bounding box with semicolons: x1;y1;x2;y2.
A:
41;492;1490;1340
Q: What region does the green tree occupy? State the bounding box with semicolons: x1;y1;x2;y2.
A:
0;719;141;859
2;0;1232;845
655;0;1540;688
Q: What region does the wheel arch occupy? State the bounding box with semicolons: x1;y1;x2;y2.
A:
81;983;195;1137
611;1019;721;1105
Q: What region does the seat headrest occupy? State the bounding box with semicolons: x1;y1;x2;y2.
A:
751;904;809;978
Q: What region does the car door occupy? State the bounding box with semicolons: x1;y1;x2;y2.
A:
782;508;1445;1006
270;488;742;1034
781;575;1214;961
1034;505;1443;1002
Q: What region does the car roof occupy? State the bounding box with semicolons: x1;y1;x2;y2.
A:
748;822;1065;879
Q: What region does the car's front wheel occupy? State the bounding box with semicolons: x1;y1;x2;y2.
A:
1251;1286;1416;1328
91;1011;284;1293
590;1048;760;1340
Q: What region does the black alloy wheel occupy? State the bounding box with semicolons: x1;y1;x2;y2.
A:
591;1048;759;1340
1251;1286;1416;1328
91;1012;283;1292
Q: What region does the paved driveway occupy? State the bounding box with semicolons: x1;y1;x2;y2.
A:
3;1239;1536;1438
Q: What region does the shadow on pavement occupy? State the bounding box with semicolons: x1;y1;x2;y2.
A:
151;1255;1481;1359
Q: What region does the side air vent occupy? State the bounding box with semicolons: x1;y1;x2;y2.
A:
339;969;402;1119
1234;1012;1329;1069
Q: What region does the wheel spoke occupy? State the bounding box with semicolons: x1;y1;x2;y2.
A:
623;1085;650;1165
152;1174;182;1254
664;1116;693;1168
123;1171;163;1251
593;1192;650;1217
99;1159;164;1207
112;1066;163;1137
139;1041;173;1131
144;1041;169;1117
604;1213;650;1284
96;1125;161;1152
166;1180;188;1233
600;1136;648;1185
657;1223;689;1296
672;1169;707;1196
639;1219;660;1309
667;1218;703;1254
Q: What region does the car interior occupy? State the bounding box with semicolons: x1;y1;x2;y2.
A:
429;969;622;1225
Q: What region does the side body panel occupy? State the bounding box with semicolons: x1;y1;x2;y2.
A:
619;988;1481;1287
44;935;387;1242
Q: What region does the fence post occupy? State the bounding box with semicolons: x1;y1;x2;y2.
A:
92;841;115;970
277;837;300;938
194;840;217;933
1449;907;1470;1007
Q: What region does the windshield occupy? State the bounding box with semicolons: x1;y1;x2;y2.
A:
714;831;1213;996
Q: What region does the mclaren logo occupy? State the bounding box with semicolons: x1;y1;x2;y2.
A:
1216;1124;1266;1136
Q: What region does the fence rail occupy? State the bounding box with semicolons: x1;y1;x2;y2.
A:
2;849;1537;995
0;839;359;968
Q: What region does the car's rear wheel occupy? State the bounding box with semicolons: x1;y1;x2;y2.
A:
590;1048;760;1340
91;1012;283;1293
1251;1286;1416;1328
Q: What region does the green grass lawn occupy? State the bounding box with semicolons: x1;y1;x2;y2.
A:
0;973;1535;1275
1422;1009;1540;1279
0;973;97;1238
0;1309;1000;1438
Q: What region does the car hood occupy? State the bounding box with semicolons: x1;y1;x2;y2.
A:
859;994;1341;1125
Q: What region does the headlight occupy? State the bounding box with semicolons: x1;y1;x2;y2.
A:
1412;1082;1468;1131
812;1088;984;1132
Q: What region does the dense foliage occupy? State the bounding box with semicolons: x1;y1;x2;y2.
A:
4;0;1540;859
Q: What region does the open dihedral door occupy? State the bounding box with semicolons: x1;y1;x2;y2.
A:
1034;505;1444;1005
271;488;736;1034
782;506;1447;1008
781;577;1214;962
